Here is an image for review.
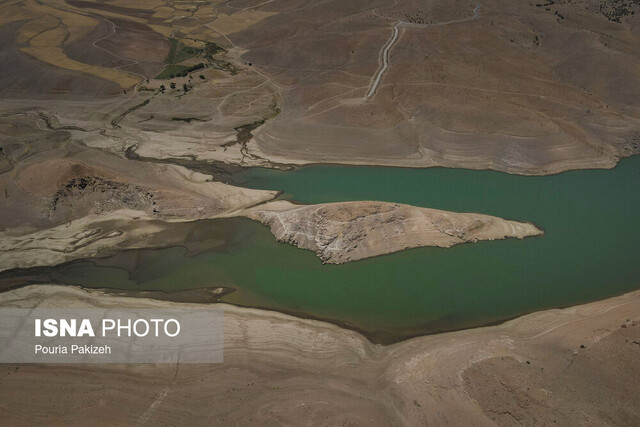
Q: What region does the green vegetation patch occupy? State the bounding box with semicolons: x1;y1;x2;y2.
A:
156;38;232;79
164;38;180;64
203;42;225;59
165;38;203;64
155;63;205;80
174;45;204;63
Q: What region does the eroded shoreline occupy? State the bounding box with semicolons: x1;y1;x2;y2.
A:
1;284;638;425
2;155;639;343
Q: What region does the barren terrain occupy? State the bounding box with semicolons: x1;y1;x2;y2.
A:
247;200;542;263
0;108;541;272
0;285;638;425
0;0;638;174
0;1;639;424
0;110;277;271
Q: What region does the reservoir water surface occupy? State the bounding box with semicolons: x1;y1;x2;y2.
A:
25;156;640;342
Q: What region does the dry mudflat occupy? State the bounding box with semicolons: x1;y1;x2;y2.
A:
0;284;638;425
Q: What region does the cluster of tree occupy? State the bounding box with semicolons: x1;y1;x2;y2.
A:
160;81;190;94
534;0;555;7
204;42;226;58
403;10;429;24
166;63;206;79
534;0;638;24
598;0;637;23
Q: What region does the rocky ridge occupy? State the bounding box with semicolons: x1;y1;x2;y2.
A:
246;200;543;263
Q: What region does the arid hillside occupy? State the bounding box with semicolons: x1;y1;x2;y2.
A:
0;0;638;174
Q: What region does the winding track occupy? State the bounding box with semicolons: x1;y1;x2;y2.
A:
365;23;400;99
365;2;483;99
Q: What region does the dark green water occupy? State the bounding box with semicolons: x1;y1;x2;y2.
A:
35;156;640;341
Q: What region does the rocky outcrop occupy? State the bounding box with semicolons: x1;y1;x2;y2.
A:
246;200;543;263
0;139;277;272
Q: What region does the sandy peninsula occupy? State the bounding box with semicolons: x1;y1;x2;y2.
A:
0;284;638;425
246;200;542;263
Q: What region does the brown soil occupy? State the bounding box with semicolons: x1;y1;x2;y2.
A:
67;0;155;20
94;18;170;79
0;22;120;98
464;322;640;425
0;285;638;425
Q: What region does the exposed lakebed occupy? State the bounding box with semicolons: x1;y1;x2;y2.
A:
6;156;640;342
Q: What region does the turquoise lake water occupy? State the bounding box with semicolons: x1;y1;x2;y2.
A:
41;156;640;341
